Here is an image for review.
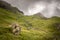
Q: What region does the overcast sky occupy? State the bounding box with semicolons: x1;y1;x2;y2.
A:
3;0;60;18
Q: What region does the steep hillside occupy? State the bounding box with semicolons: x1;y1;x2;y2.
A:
0;0;23;13
0;1;60;40
0;8;60;40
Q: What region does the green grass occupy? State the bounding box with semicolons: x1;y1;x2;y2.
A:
0;8;60;40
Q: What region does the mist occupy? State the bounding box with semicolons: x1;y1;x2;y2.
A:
3;0;60;18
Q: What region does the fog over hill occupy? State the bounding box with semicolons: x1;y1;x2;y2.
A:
3;0;60;18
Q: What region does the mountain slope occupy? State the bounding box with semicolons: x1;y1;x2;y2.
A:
0;0;23;13
0;8;60;40
0;1;60;40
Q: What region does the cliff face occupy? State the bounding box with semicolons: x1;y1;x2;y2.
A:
0;0;23;13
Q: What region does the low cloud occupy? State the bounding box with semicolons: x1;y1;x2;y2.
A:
3;0;60;18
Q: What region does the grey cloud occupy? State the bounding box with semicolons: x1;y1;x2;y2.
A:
3;0;60;18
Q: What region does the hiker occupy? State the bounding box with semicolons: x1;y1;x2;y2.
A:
11;23;21;35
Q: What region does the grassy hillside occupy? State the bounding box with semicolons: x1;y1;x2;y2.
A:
0;8;60;40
